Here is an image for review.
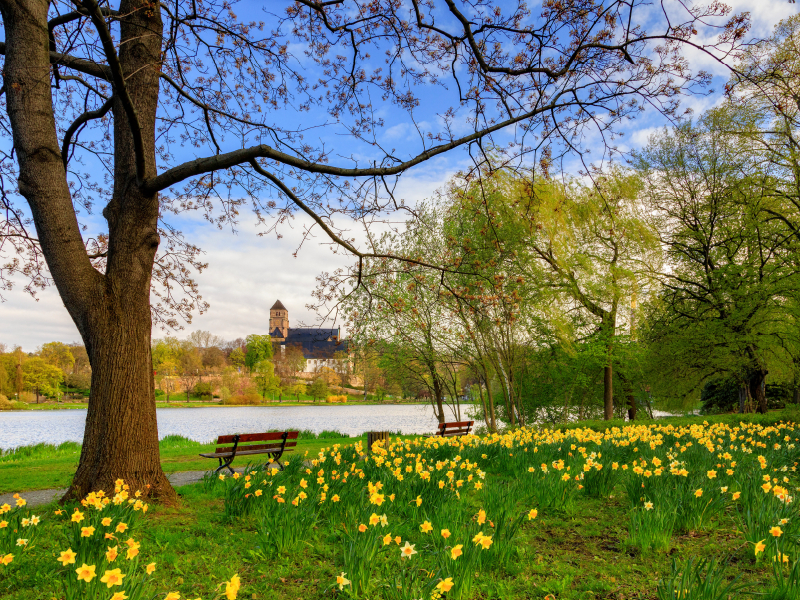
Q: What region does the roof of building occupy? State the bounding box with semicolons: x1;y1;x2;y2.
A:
270;299;288;311
284;327;339;342
271;327;346;359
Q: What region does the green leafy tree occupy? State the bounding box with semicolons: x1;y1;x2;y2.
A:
308;378;329;403
253;360;280;402
229;348;246;370
286;381;307;402
636;107;800;413
22;357;64;401
39;341;75;373
245;335;274;373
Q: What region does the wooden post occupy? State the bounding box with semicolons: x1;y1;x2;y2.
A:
367;431;391;453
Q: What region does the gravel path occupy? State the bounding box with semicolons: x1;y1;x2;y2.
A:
0;468;241;508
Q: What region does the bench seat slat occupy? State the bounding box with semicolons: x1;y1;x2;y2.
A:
214;441;297;454
437;420;473;429
217;431;299;444
200;447;295;459
433;420;474;437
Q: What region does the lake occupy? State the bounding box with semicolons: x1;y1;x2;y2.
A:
0;404;452;450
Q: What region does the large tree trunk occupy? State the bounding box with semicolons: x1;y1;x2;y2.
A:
73;311;172;500
2;0;175;502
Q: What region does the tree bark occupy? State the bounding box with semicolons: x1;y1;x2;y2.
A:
617;371;636;420
1;0;175;502
750;370;768;414
432;376;446;424
603;363;613;420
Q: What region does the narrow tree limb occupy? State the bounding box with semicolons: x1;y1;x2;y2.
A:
247;160;480;283
248;159;362;257
75;0;147;183
61;96;114;169
48;6;120;30
143;97;567;194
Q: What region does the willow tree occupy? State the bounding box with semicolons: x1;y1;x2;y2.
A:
0;0;750;499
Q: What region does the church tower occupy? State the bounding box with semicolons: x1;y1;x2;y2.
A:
269;300;289;339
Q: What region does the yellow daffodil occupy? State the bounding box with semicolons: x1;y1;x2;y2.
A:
75;563;97;582
436;577;454;592
400;541;417;559
336;572;351;590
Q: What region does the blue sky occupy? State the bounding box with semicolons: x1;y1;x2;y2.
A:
2;0;798;351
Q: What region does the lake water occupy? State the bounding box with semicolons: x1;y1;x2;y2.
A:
0;404;449;450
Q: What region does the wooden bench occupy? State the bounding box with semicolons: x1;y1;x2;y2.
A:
431;420;474;437
200;431;299;474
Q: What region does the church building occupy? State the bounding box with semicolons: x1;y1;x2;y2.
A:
268;300;347;374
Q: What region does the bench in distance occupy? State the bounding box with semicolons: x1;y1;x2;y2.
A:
431;420;474;437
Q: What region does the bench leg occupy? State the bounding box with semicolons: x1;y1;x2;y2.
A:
266;452;284;471
214;457;236;475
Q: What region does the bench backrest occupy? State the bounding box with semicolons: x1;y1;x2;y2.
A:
436;420;474;437
215;431;299;454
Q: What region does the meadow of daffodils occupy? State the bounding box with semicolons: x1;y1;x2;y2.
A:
2;420;800;599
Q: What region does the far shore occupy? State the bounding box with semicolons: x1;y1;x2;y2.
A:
3;399;435;411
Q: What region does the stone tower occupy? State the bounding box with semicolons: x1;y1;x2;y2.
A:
269;300;289;338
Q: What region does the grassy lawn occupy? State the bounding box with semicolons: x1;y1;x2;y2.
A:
1;413;795;600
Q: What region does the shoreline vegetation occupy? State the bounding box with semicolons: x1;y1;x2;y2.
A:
1;398;432;411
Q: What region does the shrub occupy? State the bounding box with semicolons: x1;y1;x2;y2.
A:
224;392;262;405
0;394;11;411
194;381;214;398
326;394;348;403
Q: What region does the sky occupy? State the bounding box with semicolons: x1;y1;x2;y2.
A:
1;0;798;352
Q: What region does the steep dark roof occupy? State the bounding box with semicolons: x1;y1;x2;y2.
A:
270;299;288;311
269;327;284;338
284;327;339;342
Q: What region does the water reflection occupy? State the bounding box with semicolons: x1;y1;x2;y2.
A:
0;404;448;450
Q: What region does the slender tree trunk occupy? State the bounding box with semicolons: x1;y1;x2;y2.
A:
477;383;490;430
750;370;768;414
738;384;747;414
603;363;613;420
618;371;636;420
485;381;497;432
432;377;446;424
